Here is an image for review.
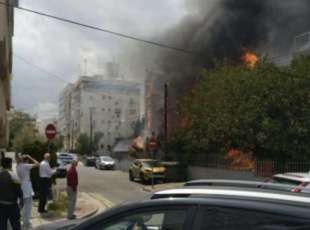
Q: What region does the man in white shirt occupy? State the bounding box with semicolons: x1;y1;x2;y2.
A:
16;154;39;229
38;153;56;214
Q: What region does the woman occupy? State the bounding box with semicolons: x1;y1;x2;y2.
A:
16;153;39;229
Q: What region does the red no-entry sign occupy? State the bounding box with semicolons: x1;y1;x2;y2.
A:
45;124;57;140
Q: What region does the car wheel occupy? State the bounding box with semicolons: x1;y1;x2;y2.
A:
129;171;134;181
140;173;148;184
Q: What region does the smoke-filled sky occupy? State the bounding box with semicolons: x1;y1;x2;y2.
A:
12;0;187;119
12;0;310;120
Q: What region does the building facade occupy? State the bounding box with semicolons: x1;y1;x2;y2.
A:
59;76;141;151
0;0;17;149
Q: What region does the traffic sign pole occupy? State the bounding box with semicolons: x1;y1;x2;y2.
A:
45;124;57;153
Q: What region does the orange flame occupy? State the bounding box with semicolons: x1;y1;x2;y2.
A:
225;149;254;171
241;51;258;69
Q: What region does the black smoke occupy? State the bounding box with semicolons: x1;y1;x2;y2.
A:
147;0;310;135
159;0;310;68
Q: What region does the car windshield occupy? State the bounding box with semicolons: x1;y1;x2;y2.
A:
101;156;113;161
142;161;162;168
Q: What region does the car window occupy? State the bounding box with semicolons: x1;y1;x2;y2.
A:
90;209;187;230
271;177;301;186
198;207;310;230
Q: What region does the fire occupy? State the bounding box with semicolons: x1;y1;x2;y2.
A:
225;149;254;171
241;51;258;69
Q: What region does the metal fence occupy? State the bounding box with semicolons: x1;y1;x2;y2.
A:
188;153;310;177
254;160;310;177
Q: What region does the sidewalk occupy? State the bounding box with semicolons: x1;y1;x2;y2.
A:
31;192;107;229
143;182;184;193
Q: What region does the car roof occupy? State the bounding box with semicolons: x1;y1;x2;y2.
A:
153;187;310;206
136;159;157;162
73;194;310;229
273;172;310;182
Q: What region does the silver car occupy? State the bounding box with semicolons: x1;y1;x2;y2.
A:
95;156;115;170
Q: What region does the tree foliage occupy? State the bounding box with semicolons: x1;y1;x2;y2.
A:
76;133;90;155
172;56;310;160
9;111;42;152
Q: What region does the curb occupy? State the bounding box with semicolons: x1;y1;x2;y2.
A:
79;206;99;219
142;186;155;193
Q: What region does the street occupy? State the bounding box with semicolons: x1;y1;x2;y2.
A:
59;164;149;206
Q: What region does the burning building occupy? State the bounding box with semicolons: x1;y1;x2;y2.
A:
143;0;310;139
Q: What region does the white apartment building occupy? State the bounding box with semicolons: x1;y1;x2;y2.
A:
59;76;141;151
0;0;17;150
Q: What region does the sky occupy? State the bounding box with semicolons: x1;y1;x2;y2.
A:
12;0;188;120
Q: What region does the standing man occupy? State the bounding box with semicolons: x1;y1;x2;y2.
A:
0;158;23;230
16;154;39;229
38;153;56;214
67;160;78;219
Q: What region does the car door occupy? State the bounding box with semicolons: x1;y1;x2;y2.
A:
195;205;310;230
77;205;197;230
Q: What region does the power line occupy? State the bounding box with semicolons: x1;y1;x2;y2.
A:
14;53;70;84
0;1;197;55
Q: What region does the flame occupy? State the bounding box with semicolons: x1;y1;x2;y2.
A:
241;51;258;69
224;149;254;171
132;136;144;151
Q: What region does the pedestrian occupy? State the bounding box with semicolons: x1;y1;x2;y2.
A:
66;160;78;219
0;157;23;230
16;154;39;229
38;153;56;214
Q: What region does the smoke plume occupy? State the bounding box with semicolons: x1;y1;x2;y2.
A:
143;0;310;135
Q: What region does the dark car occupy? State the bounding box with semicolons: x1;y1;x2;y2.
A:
85;155;96;167
55;159;68;178
47;180;310;230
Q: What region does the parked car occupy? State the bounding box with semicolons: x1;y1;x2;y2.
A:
57;152;74;164
45;180;310;230
129;159;166;184
56;159;68;178
69;153;78;161
85;155;96;167
95;156;115;170
268;172;310;193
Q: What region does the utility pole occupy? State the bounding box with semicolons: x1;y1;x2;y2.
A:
89;107;94;155
164;83;168;160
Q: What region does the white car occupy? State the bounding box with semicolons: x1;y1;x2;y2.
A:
270;172;310;193
95;156;115;170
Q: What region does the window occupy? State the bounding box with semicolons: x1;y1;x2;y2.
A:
129;109;136;115
91;209;187;230
101;120;105;124
102;108;105;112
102;95;106;100
198;207;310;230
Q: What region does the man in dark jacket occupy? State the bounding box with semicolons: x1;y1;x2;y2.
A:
66;160;78;219
0;157;23;230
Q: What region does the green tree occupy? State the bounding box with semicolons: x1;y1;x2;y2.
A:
93;132;104;153
173;56;310;161
76;133;90;155
9;111;42;152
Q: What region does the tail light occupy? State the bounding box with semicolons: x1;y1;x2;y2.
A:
291;182;309;193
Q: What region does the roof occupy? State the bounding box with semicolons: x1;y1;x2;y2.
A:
154;187;310;206
273;172;310;182
113;139;132;153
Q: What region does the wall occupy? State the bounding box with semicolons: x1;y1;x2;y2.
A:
188;166;263;181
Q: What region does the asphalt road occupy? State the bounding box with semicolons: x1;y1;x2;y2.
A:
59;164;149;205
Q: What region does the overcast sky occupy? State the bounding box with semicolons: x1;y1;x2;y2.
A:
12;0;188;120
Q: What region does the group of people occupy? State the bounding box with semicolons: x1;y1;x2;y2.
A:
0;153;79;230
